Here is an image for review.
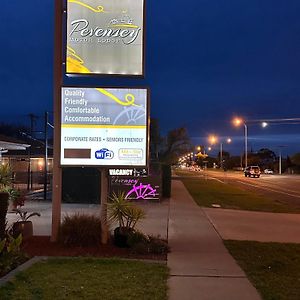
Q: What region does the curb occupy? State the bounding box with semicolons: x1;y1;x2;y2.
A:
0;256;47;287
41;256;167;265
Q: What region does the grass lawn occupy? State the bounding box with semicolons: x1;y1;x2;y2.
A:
224;240;300;300
0;258;169;300
176;171;300;213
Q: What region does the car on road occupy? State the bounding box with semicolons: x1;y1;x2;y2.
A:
194;166;203;172
264;169;274;174
244;166;261;178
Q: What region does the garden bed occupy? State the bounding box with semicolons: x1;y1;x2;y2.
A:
21;236;167;261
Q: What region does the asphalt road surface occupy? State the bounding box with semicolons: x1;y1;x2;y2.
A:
187;169;300;206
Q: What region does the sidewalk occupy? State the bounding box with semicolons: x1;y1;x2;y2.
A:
167;179;261;300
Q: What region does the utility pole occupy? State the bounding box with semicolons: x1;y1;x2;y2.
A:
279;149;282;175
220;143;223;169
278;146;287;175
27;113;38;190
44;112;49;200
244;123;248;168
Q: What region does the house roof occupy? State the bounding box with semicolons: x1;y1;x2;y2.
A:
0;134;31;151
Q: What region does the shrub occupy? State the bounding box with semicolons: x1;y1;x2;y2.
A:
108;191;146;230
0;234;27;277
127;231;149;247
0;193;9;239
127;231;170;255
108;192;146;248
59;213;102;247
148;236;170;254
0;164;12;239
0;164;12;189
130;242;150;254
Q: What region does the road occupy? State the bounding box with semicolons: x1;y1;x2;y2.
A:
186;169;300;206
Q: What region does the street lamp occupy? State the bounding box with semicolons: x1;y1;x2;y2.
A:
233;117;248;168
208;135;232;169
277;146;287;175
220;138;232;169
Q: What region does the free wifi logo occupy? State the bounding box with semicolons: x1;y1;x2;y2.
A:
95;148;114;159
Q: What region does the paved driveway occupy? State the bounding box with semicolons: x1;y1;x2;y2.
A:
6;199;169;239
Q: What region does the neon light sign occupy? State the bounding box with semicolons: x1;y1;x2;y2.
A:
110;176;160;201
126;183;157;200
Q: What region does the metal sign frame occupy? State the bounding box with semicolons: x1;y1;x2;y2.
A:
64;0;146;77
60;86;150;168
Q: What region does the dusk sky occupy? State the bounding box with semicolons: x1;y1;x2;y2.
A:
1;0;300;156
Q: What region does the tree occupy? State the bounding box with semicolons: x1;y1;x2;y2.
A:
291;153;300;166
257;148;276;168
246;153;261;166
160;127;192;164
218;150;230;161
200;156;218;168
150;118;162;160
257;148;276;160
0;122;29;140
225;156;242;170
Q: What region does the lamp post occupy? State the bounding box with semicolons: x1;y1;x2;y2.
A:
279;149;282;175
277;146;287;175
208;135;231;169
260;119;300;175
233;116;299;171
220;142;223;168
233;118;248;168
244;124;248;168
220;138;232;169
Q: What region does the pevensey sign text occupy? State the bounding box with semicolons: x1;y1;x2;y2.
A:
70;19;141;45
66;0;144;75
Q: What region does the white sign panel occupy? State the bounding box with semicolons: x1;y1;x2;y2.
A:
66;0;144;75
61;87;148;166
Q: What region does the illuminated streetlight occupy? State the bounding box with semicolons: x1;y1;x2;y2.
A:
208;135;218;145
220;138;232;169
262;122;268;128
233;117;243;127
208;135;232;169
233;117;248;168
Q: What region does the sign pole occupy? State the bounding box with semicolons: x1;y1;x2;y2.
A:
44;111;48;201
100;168;109;244
51;0;63;242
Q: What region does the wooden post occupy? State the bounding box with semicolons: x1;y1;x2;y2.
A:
51;0;63;242
100;168;109;244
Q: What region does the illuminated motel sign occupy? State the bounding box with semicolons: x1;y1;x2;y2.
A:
66;0;145;76
51;0;149;241
60;87;149;167
110;176;160;201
